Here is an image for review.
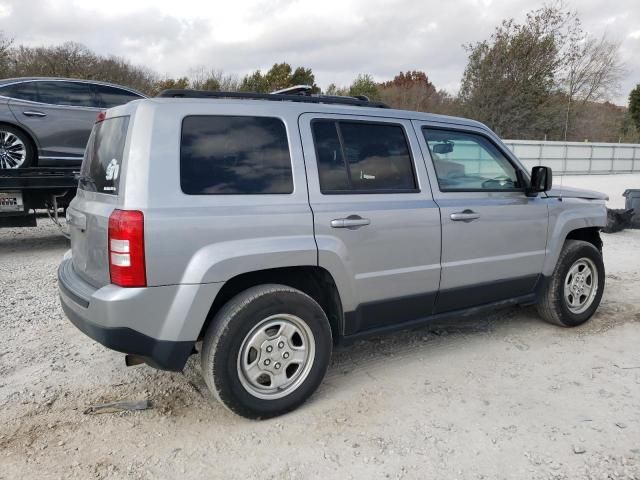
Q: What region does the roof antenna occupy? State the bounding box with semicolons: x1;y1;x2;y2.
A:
271;85;313;95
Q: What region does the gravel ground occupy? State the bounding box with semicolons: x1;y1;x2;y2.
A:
1;201;640;479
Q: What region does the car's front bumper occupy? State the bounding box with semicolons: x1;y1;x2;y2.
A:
57;256;221;371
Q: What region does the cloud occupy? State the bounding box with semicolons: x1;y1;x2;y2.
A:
1;0;638;103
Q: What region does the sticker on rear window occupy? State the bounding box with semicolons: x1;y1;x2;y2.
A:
105;158;120;181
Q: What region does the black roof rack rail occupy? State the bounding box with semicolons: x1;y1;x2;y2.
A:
156;89;390;109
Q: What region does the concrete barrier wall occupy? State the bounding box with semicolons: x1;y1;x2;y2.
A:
503;140;640;175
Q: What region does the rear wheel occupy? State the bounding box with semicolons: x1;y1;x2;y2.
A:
537;240;605;327
0;126;34;169
201;284;332;419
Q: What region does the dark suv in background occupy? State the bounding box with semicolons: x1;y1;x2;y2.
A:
0;77;145;169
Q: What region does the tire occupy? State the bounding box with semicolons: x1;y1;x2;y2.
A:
201;284;332;419
0;125;35;169
537;240;605;327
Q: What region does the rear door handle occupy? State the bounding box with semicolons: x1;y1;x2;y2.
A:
23;111;47;117
450;210;480;222
330;215;371;229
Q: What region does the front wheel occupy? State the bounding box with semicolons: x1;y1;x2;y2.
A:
201;284;332;419
537;240;605;327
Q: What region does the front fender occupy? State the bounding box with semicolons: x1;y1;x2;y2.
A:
181;235;318;284
543;199;606;276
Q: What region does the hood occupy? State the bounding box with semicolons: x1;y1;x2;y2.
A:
546;185;609;201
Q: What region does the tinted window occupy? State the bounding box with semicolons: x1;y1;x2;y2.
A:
181;116;293;195
95;85;143;108
312;120;417;193
423;128;520;191
313;121;351;191
37;81;95;107
79;116;129;195
0;81;39;102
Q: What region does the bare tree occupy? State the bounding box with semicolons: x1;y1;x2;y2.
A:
0;32;13;77
188;66;240;91
561;35;625;140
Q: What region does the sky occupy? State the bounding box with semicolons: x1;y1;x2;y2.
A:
0;0;638;104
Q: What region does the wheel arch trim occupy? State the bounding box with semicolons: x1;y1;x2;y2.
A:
543;203;606;276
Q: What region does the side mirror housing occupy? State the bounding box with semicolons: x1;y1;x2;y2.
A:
527;166;552;196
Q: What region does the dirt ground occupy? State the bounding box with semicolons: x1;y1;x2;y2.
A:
1;219;639;479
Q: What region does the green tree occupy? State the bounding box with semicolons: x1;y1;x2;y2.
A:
290;66;319;92
629;84;640;132
153;77;189;95
324;83;348;96
240;63;319;93
264;62;293;91
459;4;578;139
348;74;380;101
240;70;269;92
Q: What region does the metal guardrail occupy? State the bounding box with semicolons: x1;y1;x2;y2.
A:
503;140;640;175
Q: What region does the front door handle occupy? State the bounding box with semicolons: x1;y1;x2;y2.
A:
450;210;480;222
330;215;371;229
23;111;47;117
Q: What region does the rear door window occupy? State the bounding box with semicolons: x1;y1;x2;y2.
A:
311;120;418;193
94;84;143;108
79;116;129;195
180;115;293;194
37;81;96;107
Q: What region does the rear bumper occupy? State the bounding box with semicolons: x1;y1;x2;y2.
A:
57;256;222;371
60;298;194;371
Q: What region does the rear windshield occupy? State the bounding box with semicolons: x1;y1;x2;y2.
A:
79;116;129;195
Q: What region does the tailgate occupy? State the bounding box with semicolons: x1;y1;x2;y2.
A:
68;115;129;287
68;192;116;287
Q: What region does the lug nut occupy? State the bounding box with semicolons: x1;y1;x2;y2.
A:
264;359;271;366
278;341;285;349
266;346;273;353
274;362;281;369
283;352;290;359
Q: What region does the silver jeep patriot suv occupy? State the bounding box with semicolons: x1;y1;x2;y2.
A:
58;88;608;419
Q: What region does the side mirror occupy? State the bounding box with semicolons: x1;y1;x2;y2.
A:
528;166;552;195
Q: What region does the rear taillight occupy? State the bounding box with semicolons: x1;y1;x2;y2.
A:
96;111;107;123
108;209;146;287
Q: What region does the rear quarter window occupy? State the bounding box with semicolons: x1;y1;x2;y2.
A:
94;84;144;108
180;115;293;195
79;116;129;195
